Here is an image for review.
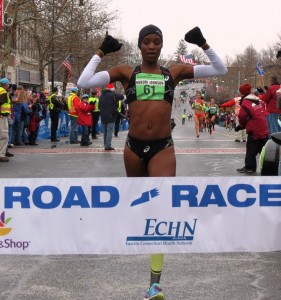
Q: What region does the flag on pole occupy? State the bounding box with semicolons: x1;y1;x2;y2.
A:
256;62;264;75
179;54;196;65
63;55;72;80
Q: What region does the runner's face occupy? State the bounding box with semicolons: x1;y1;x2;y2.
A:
140;34;162;62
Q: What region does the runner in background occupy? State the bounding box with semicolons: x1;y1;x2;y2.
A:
192;93;206;137
205;97;218;134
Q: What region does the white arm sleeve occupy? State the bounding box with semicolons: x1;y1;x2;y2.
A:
77;55;110;89
193;48;227;78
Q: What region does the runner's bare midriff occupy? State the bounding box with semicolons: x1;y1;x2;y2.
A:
128;100;172;140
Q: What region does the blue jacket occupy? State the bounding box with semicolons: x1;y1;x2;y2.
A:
13;102;30;122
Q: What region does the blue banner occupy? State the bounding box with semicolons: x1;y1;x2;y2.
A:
37;111;128;140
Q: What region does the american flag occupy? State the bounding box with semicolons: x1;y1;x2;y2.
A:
179;54;196;65
63;55;72;79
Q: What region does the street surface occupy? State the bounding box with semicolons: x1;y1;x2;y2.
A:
0;102;280;300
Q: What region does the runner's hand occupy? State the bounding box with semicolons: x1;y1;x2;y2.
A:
185;27;206;47
98;34;122;55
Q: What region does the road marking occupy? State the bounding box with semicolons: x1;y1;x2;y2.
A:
10;147;245;155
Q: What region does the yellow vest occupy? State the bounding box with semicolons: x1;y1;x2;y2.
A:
117;100;122;113
48;93;57;110
0;87;11;115
89;97;99;112
67;93;79;116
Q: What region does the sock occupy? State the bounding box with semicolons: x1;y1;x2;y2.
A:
150;254;164;286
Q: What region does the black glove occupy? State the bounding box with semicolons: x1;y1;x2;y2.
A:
277;49;281;59
257;87;264;94
235;125;242;132
184;27;206;47
98;34;122;55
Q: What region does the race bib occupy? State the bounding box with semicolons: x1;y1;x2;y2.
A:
136;73;165;100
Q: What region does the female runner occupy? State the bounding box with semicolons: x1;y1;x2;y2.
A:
78;25;227;300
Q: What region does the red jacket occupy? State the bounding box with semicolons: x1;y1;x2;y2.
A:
28;112;41;132
238;94;269;140
77;101;94;126
261;84;281;114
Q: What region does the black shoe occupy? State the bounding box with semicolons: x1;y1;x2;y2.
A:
24;142;29;145
29;143;38;146
92;136;98;139
245;169;256;174
0;157;9;162
51;139;60;142
14;142;23;146
6;151;14;157
237;167;255;173
87;142;93;145
235;139;240;142
70;141;80;144
80;143;89;146
242;140;246;142
105;147;114;150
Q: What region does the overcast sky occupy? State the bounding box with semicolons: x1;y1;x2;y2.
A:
109;0;281;60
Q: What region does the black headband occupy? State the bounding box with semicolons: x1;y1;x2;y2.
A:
138;24;163;48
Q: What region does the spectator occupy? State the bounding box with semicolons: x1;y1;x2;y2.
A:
12;86;30;146
67;87;81;144
261;76;281;135
236;83;269;174
28;104;42;145
0;78;12;161
114;98;126;137
49;87;63;142
99;84;124;150
77;94;94;146
88;90;100;139
181;112;186;124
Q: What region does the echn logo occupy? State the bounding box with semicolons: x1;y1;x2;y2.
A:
126;218;197;245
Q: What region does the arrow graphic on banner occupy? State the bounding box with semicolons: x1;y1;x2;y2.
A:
131;188;160;206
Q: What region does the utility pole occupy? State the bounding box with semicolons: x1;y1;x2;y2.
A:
51;0;55;91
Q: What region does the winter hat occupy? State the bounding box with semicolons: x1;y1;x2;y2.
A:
0;78;11;85
239;83;252;96
138;24;163;48
71;87;78;93
106;83;115;90
82;94;89;99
